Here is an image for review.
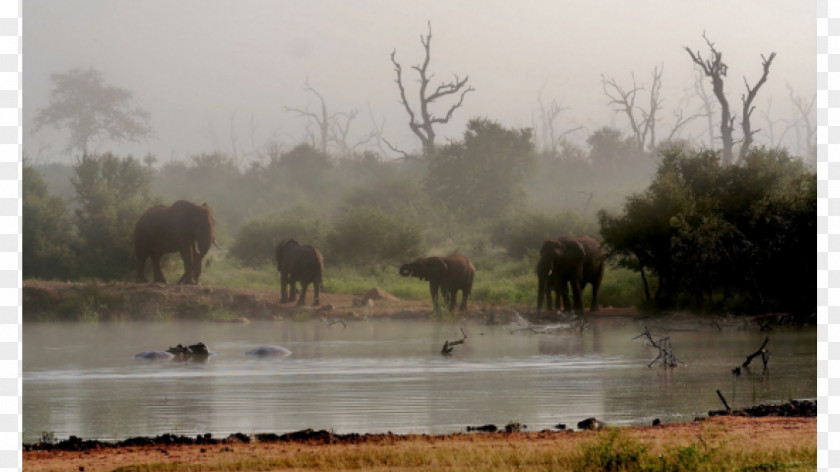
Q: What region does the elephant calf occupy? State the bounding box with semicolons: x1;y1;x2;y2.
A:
399;253;475;311
275;239;324;306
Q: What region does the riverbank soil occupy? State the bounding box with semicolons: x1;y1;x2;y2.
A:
23;416;815;472
21;280;643;322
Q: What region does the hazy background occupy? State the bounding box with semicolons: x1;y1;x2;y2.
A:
23;0;815;163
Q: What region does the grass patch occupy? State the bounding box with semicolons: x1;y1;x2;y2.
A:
205;306;240;322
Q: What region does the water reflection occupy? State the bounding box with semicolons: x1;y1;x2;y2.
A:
23;318;815;442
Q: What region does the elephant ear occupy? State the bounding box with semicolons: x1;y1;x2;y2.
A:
426;257;448;282
560;240;586;265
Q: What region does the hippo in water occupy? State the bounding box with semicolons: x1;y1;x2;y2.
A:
133;351;175;361
135;342;211;363
245;345;292;358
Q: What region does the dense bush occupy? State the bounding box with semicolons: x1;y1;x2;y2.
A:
228;212;327;267
426;118;535;221
491;210;597;258
599;147;816;318
71;153;155;280
327;205;424;268
22;163;78;279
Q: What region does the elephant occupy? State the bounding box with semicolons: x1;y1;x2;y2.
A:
245;345;292;357
134;200;218;284
536;236;605;314
275;239;324;306
399;254;475;311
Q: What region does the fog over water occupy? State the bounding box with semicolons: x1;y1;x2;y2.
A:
23;1;815;163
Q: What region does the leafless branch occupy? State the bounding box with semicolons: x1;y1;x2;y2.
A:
441;327;467;355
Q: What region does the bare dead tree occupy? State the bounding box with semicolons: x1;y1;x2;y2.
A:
389;20;474;157
329;110;376;157
787;84;817;161
534;85;584;154
634;326;682;367
285;78;337;154
758;97;792;149
367;103;389;157
691;68;717;147
686;33;775;165
738;51;776;162
601;66;664;152
686;34;736;165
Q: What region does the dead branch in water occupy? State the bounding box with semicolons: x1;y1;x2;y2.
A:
321;318;346;329
441;327;467;355
716;389;732;412
742;336;770;368
634;326;682;367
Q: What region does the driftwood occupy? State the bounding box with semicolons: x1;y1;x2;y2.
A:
634;326;682;367
742;337;770;368
716;389;732;412
321;318;346;329
441;327;467;355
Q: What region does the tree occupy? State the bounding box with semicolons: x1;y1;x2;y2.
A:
32;67;153;156
685;34;775;165
22;162;78;279
388;21;474;157
426;118;534;221
72;152;155;279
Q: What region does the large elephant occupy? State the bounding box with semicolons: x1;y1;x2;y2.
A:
399;254;475;311
275;239;323;306
536;236;605;314
134;200;218;284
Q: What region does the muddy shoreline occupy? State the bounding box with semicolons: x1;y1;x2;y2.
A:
24;399;815;452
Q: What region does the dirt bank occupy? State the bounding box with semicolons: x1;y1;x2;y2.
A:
22;280;642;323
22;416;816;472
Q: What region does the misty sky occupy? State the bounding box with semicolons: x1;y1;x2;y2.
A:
23;0;816;164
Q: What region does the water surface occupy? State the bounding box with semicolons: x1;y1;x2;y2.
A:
23;318;815;442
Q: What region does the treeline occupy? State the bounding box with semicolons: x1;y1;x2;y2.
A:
23;117;815;318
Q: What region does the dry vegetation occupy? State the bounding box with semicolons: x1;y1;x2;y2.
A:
23;416;815;472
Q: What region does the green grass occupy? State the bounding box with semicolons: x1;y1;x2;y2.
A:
164;253;645;309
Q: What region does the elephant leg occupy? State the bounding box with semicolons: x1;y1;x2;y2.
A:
448;288;458;311
151;254;167;283
571;280;584;315
559;281;572;314
429;282;440;309
312;280;320;306
136;255;148;283
537;273;548;311
288;277;298;303
458;288;469;311
590;282;601;312
280;273;289;303
296;281;308;306
192;253;204;284
177;247;195;284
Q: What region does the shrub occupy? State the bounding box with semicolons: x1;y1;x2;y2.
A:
229;213;326;267
491;210;596;258
327;205;423;268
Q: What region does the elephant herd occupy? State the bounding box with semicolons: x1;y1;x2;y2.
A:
133;200;605;314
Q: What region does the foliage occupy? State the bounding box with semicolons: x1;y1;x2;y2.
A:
490;209;597;258
71;152;156;280
573;428;649;472
22;163;78;279
327;205;424;268
32;67;153;155
229;212;327;267
426;118;535;221
599;147;816;318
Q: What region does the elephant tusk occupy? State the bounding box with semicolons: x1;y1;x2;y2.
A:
213;239;222;250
